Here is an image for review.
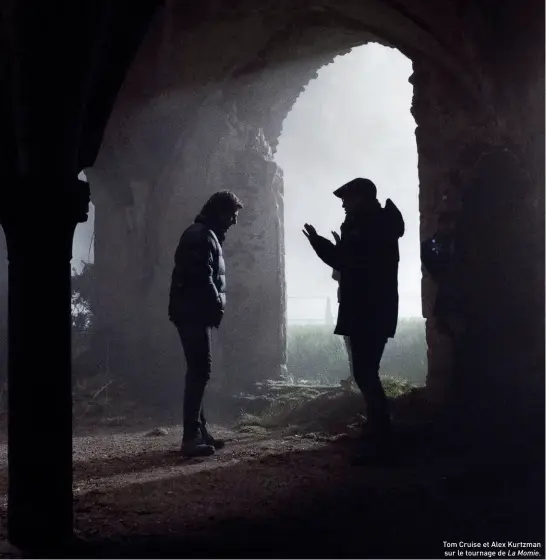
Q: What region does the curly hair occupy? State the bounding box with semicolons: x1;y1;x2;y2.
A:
201;190;244;218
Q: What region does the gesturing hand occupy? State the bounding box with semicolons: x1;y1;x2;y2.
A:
331;231;341;245
302;223;318;241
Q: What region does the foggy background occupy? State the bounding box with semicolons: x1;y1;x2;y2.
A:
72;202;95;272
276;44;421;323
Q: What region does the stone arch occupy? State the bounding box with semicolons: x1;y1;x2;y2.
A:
88;1;542;414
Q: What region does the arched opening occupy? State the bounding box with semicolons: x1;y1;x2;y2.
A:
85;7;488;411
275;43;425;387
0;4;543;554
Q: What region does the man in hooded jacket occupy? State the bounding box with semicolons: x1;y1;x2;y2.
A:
169;190;243;457
303;178;405;459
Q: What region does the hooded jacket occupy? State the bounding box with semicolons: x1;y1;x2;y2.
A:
168;214;226;328
309;199;405;338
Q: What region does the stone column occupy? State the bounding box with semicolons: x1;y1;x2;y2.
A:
86;166;151;393
0;177;89;549
215;126;286;390
410;57;487;406
156;100;289;392
450;149;544;432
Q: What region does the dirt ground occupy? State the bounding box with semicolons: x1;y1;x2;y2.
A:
0;422;543;559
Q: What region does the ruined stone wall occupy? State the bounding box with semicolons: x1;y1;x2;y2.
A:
406;0;544;428
447;0;545;430
89;1;480;402
89;1;543;421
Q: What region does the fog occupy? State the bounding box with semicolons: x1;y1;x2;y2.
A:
72;202;95;272
276;44;421;321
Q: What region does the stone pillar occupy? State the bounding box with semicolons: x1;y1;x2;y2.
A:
450;149;544;433
86;168;133;380
152;99;288;393
0;178;89;549
218;129;286;389
410;57;487;407
86;166;151;392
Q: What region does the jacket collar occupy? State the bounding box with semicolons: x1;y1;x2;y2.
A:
195;213;225;245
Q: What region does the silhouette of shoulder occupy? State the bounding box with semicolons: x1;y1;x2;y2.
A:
179;223;216;248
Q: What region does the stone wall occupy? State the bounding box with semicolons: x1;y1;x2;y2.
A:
446;0;545;430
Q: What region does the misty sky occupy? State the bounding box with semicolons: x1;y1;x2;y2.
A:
275;43;421;320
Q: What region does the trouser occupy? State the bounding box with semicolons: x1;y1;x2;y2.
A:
176;324;212;442
348;332;391;441
343;336;354;378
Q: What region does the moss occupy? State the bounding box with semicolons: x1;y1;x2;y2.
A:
237;377;416;434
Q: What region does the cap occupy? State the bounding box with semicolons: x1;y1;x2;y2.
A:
333;178;377;200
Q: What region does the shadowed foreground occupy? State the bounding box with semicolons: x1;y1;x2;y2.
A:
0;422;543;559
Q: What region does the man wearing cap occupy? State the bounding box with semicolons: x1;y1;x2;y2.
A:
303;178;405;460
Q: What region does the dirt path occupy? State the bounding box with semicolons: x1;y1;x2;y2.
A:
71;425;325;496
0;424;542;558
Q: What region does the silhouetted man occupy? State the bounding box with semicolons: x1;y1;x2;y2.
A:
303;178;404;460
169;190;243;457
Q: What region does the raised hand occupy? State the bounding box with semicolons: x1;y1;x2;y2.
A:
302;223;318;241
331;231;341;245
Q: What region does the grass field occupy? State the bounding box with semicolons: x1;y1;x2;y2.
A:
286;317;426;386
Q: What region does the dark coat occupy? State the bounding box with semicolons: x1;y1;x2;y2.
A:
168;215;226;328
309;199;405;338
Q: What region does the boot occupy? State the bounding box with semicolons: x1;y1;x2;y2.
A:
200;424;225;450
180;433;215;458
